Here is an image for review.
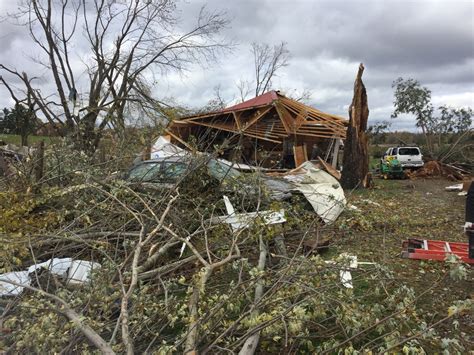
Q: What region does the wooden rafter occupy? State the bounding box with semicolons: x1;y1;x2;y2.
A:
241;106;273;131
168;90;348;148
281;101;345;135
185;119;282;143
232;111;242;130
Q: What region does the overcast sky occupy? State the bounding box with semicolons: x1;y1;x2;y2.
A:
0;0;473;131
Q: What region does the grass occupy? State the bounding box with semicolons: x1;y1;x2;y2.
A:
331;177;473;345
0;134;60;146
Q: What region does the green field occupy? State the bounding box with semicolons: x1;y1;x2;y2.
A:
0;134;60;146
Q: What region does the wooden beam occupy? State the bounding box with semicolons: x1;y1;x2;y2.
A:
293;131;345;139
293;143;308;166
241;132;282;143
164;129;194;150
232;111;242;131
241;106;273;131
274;102;293;134
185;120;282;143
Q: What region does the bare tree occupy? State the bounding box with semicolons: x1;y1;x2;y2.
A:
0;0;229;153
252;41;289;97
236;79;252;102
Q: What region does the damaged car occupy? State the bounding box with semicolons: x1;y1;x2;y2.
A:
125;151;346;224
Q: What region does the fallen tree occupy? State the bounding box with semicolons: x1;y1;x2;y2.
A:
0;140;471;354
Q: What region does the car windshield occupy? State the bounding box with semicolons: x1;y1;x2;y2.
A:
207;159;241;181
398;148;419;155
128;162;162;182
161;162;188;180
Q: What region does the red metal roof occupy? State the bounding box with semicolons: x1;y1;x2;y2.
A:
221;90;279;112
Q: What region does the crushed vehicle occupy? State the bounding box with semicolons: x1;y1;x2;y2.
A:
382;146;423;168
126;155;293;201
128;137;346;224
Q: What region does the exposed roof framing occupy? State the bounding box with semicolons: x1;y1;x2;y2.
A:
168;90;347;143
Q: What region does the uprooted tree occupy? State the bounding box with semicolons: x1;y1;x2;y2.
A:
341;63;370;189
0;0;229;154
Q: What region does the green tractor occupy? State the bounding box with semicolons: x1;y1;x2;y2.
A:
380;157;405;179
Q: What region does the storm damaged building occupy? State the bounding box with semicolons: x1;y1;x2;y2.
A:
164;90;348;169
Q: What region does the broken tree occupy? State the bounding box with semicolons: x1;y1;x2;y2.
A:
341;64;370;189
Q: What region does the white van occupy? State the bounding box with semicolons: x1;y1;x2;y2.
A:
382;147;423;168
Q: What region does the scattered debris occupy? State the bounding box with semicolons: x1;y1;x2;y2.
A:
359;199;381;207
317;156;341;180
445;183;463;192
408;160;470;180
143;138;347;224
303;235;331;253
325;254;377;289
212;195;286;232
0;271;30;296
0;258;101;297
268;161;346;224
401;239;474;264
150;135;187;159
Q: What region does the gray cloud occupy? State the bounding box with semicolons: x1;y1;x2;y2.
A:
0;0;472;132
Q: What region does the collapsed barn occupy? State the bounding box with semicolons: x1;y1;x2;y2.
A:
165;90;348;169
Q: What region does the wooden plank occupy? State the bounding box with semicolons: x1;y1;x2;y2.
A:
164;129;194;150
293;131;345;139
241;132;282;143
281;97;346;122
282;99;347;135
186;120;238;132
293;143;308;166
245;128;284;138
318;156;341;180
331;139;341;168
274;102;293;133
232;111;242;131
185;120;239;133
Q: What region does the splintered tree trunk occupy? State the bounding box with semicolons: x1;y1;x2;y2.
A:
341;63;370;189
